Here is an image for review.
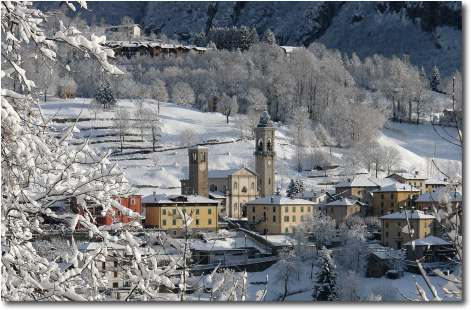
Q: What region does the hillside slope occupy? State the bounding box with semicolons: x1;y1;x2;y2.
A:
40;95;461;197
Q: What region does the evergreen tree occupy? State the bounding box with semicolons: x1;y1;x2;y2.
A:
250;27;259;45
430;65;440;91
93;80;116;109
263;29;276;45
286;178;305;197
313;247;338;301
194;29;207;46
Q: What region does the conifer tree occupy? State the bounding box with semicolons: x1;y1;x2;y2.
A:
286;178;305;197
430;66;440;91
313;247;338;301
93;80;116;109
263;29;276;45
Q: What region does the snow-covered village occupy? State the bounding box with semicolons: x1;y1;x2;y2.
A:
1;1;463;302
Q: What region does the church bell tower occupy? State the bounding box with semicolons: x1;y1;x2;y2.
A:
254;111;276;197
187;146;209;197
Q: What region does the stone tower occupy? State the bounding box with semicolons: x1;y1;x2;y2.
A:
187;146;209;197
254;111;276;197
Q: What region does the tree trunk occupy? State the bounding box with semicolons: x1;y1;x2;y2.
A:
152;127;156;152
158;101;160;113
120;135;124;153
282;277;288;301
408;100;412;124
226;114;229;124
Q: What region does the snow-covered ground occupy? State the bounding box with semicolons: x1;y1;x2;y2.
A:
39;94;461;199
36;95;462;302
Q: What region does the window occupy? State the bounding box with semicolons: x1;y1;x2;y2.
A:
386;222;389;228
273;206;276;212
201;152;206;162
258;139;263;151
285;228;289;233
381;210;384;215
381;194;384;199
419;182;422;187
252;206;256;212
113;282;119;288
269;178;271;184
285;206;288;212
413;182;416;186
390;202;394;207
208;208;212;215
292;207;296;212
357;191;361;195
192;152;196;161
196;209;199;215
131;198;135;205
391;194;394;199
114;261;117;268
273;216;276;222
234;182;238;189
208;219;212;225
196;219;199;225
308;206;311;212
381;202;384;208
173;231;176;235
114;271;118;278
267;138;272;151
117;211;121;216
163;219;166;226
301;206;304;212
251;182;255;189
172;219;176;225
292;216;296;222
284;216;289;222
386;232;389;237
102;262;106;269
242;186;247;193
163;209;166;215
172;209;176;215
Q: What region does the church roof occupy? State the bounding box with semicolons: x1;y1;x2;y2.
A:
208;168;241;179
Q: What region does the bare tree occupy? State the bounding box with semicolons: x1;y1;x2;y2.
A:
172;82;195;107
218;93;239;123
142;108;162;152
180;128;197;148
114;108;131;152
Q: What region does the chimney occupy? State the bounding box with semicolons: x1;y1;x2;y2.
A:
415;171;419;175
271;196;274;203
311;188;314;192
399;207;403;213
153;191;156;201
348;178;351;182
444;178;448;182
411;207;415;213
424;207;428;215
314;192;318;197
302;192;304;198
321;189;325;193
290;194;295;200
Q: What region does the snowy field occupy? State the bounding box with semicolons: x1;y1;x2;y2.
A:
39;94;462;199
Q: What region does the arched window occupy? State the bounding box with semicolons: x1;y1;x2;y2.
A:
257;138;263;151
192;152;197;161
242;186;247;193
251;182;255;189
234;203;238;210
201;152;206;162
268;178;271;184
234;182;238;189
267;138;272;152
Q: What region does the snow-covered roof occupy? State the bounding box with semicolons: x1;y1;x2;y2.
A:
371;183;421;193
388;172;427;180
379;210;435;220
209;191;226;199
142;194;219;204
372;251;391;260
189;145;208;150
77;242;126;251
265;235;296;247
425;179;449;185
246;195;315;205
57;263;73;271
280;46;299;53
335;177;398;188
404;236;452;247
185;237;259;252
106;24;142;29
208;168;241;179
414;190;462;203
326;198;359;207
294;190;326;199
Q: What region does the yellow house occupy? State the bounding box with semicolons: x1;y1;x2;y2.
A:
335;177;398;201
143;194;219;237
387;172;427;194
325;198;362;226
246;195;316;234
371;183;421;217
425;179;449;192
379;208;436;249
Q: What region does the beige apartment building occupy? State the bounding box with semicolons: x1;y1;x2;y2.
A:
246;195;316;234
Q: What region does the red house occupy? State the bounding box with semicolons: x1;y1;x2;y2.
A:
75;195;142;228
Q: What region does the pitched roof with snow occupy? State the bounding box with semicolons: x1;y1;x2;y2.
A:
335;177;398;188
425;179;449;185
77;242;126;251
403;236;452;246
246;195;316;205
209;191;226;199
371;183;421;193
414;190;462;203
294;190;326;199
326;198;359;207
379;210;435;220
388;172;426;180
142;194;219;204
